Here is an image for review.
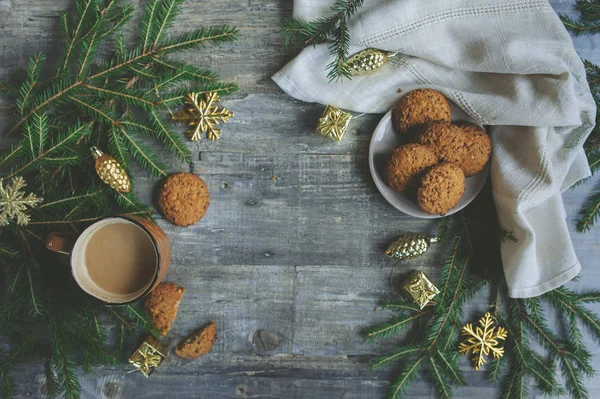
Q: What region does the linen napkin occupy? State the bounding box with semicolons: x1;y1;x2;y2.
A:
273;0;596;298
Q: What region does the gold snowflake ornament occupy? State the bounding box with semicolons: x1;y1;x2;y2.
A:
173;92;234;141
0;176;42;226
458;312;507;370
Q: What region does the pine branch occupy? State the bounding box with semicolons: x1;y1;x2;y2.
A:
576;0;600;21
561;15;600;36
435;350;465;385
427;356;452;399
0;243;19;260
116;126;167;177
148;109;191;163
16;54;45;116
365;310;432;342
577;189;600;232
81;83;156;109
60;0;96;73
160;82;238;105
141;0;161;51
6;26;238;137
49;318;81;399
528;353;564;396
486;357;505;383
152;0;184;49
280;0;364;81
43;360;60;397
159;26;240;54
0;80;17;97
152;57;219;83
280;19;313;46
388;355;425;399
6;122;91;179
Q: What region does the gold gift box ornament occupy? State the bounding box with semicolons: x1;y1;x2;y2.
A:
129;336;168;377
317;105;352;142
402;270;440;309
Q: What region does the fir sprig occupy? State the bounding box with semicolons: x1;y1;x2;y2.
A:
0;0;239;397
280;0;364;81
367;203;600;399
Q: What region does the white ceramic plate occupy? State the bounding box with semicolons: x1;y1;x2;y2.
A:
368;104;490;219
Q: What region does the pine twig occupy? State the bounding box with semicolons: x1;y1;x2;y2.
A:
281;0;364;81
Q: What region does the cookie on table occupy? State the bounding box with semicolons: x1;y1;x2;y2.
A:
176;322;217;359
386;143;438;193
457;123;492;176
158;172;210;227
417;163;465;215
145;282;186;336
392;89;451;134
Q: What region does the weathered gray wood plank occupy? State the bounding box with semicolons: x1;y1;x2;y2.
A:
1;0;600;398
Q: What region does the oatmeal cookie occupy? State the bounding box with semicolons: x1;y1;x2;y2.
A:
158;172;210;226
458;123;492;176
386;144;438;193
417;163;465;215
392;89;451;134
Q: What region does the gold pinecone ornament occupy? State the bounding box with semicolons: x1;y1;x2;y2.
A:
345;48;395;75
91;147;131;193
385;234;438;259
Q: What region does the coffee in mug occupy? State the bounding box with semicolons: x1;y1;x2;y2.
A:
46;216;171;305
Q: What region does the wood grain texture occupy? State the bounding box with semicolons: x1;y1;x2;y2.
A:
1;1;600;398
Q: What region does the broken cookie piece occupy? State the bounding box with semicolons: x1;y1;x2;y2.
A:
176;322;217;359
145;282;186;336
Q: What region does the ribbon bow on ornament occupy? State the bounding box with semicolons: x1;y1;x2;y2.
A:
403;271;440;309
317;105;352;142
128;336;167;377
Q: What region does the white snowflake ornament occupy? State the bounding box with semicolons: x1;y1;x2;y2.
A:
0;176;43;226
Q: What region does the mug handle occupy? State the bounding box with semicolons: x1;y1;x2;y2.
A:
46;232;77;255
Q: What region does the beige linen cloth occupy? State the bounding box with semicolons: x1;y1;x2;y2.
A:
273;0;596;298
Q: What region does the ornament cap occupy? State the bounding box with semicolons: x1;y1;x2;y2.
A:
90;146;103;159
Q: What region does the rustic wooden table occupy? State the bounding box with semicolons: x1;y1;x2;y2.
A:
2;1;600;398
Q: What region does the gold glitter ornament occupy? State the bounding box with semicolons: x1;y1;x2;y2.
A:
386;233;438;260
317;105;352;142
401;270;440;309
458;312;507;370
172;92;234;141
0;176;42;226
128;336;168;377
345;48;396;75
91;147;131;193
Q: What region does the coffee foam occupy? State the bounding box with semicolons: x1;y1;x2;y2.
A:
71;218;158;303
